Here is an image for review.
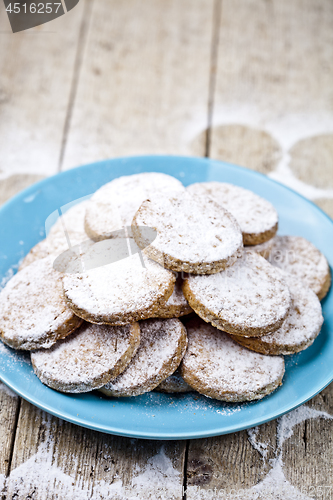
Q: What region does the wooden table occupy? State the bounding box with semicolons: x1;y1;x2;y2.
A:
1;1;333;498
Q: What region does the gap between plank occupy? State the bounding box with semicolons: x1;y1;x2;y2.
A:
5;397;21;477
205;0;222;158
58;0;94;172
182;440;189;500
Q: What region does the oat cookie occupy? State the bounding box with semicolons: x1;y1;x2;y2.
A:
230;273;323;355
263;235;331;300
150;277;192;318
182;250;291;336
180;318;285;402
0;256;82;350
31;322;140;393
100;318;187;397
132;192;243;274
62;239;176;325
20;201;90;270
155;368;192;393
187;182;278;245
249;237;275;259
85;172;185;241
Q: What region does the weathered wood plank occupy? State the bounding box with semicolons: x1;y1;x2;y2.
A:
61;0;215;170
0;174;45;206
5;400;186;499
209;0;333;180
0;383;20;493
0;0;88;179
186;421;278;498
282;385;333;497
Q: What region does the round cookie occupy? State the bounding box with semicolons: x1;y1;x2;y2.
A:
0;256;83;350
62;241;176;325
31;322;140;393
150;277;192;318
266;235;331;300
20;201;90;270
182;250;291;336
249;237;275;260
100;318;187;397
155;368;192;393
180;318;285;402
230;273;324;355
186;182;278;245
132;192;243;274
85;172;185;241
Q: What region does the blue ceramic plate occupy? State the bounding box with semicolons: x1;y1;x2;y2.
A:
1;156;332;440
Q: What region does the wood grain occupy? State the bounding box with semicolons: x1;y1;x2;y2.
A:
209;0;333;173
61;0;215;170
5;400;186;499
186;422;278;497
0;384;20;478
0;0;88;178
0;175;44;206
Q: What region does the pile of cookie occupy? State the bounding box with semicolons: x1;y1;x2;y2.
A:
0;173;330;403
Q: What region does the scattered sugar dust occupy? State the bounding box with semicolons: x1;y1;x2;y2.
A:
2;412;182;500
0;381;18;398
187;404;333;500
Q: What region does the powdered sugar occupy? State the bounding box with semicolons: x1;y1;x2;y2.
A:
101;318;187;397
31;322;140;393
63;251;175;325
184;250;291;335
187;182;278;242
133;191;243;273
266;236;331;298
244;273;323;353
0;256;81;350
181;318;285;402
85;172;185;241
20;200;91;269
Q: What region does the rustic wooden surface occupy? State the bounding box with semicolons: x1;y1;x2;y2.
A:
0;0;333;498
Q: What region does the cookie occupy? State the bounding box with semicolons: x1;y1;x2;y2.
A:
180;318;285;402
20;200;89;270
132;192;243;274
187;182;278;245
31;322;140;393
155;368;192;393
100;318;187;397
0;256;83;350
230;273;323;355
249;237;275;259
150;277;192;318
62;239;176;325
182;250;291;336
263;235;331;300
85;172;185;241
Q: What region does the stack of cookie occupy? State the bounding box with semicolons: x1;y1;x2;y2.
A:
0;173;330;403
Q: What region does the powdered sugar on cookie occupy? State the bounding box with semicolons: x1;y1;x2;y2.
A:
183;250;291;336
31;322;140;393
133;191;243;274
231;273;324;354
62;249;175;325
0;256;82;350
265;235;331;300
180;318;285;402
187;182;278;245
100;318;187;397
85;172;185;241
